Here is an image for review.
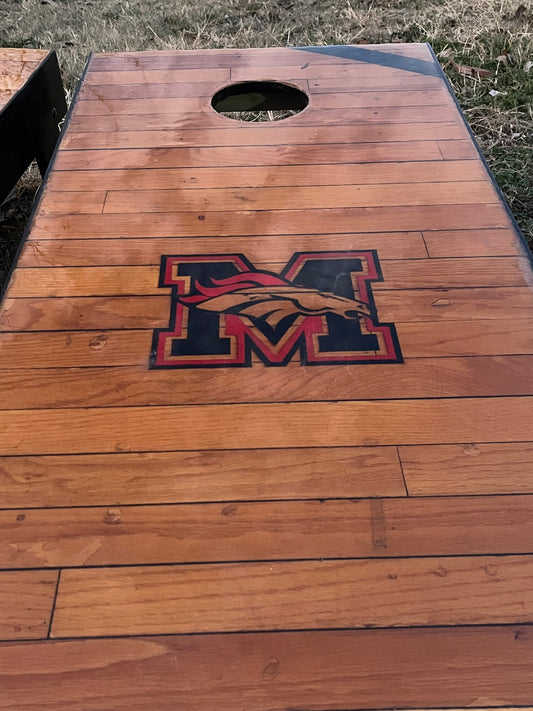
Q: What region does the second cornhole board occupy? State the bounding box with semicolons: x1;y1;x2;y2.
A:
0;47;67;203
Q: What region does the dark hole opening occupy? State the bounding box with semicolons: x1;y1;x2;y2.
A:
211;81;309;122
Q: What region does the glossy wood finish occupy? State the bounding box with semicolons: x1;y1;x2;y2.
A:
4;496;533;568
0;570;58;640
1;44;533;710
2;629;533;711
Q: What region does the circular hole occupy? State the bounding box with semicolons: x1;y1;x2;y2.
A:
211;81;309;122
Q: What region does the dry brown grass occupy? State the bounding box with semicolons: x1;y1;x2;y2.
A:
0;0;531;285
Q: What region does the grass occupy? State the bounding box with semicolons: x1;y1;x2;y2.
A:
0;0;531;285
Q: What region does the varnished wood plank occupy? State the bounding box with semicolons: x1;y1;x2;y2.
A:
377;256;531;289
52;555;533;636
311;87;452;108
2;286;532;331
37;191;106;216
400;443;533;495
3;495;533;569
80;83;451;106
45;161;486;193
3;627;532;711
2;398;533;455
376;286;533;322
70;105;462;131
59;122;468;150
52;141;446;170
101;181;498;214
80;80;228;100
82;71;439;92
0;296;166;330
424;228;525;257
2;356;533;409
85;55;437;85
87;43;433;69
13;257;529;299
398;318;533;357
18;232;428;268
308;75;443;93
29;204;512;239
85;67;230;85
439;139;479;160
0;330;153;369
0;570;57;640
2;318;533;369
72;105;460;131
7;266;165;297
0;330;155;368
0;447;405;508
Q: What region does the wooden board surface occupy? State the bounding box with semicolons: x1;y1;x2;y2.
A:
1;43;533;710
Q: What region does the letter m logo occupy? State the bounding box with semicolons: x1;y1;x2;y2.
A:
150;251;402;368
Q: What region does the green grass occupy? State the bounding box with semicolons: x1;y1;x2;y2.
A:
0;0;532;286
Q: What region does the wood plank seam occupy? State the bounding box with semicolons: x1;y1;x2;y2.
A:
46;569;61;639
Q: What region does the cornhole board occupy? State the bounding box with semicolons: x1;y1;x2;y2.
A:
0;48;67;204
1;44;533;710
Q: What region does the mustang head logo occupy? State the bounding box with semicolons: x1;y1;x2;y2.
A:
151;251;403;368
179;270;374;329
